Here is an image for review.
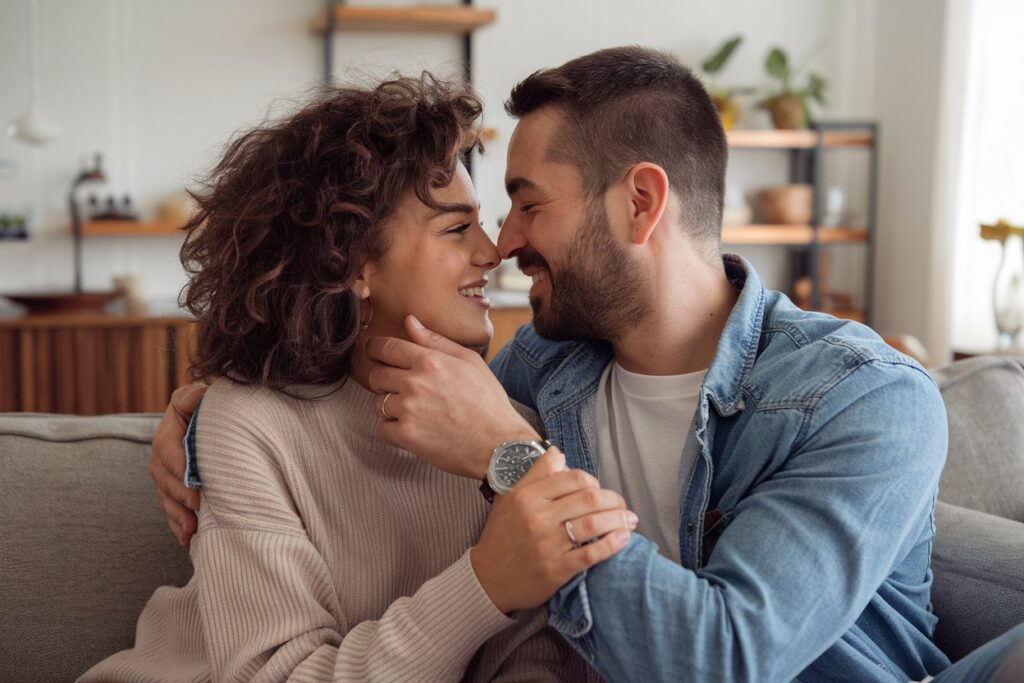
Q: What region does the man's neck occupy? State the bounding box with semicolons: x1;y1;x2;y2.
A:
612;251;738;377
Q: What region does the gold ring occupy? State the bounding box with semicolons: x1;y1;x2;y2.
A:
564;519;580;547
381;392;395;420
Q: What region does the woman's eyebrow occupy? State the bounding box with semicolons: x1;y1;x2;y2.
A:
428;202;480;219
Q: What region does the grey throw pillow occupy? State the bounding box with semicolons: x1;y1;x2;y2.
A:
932;500;1024;662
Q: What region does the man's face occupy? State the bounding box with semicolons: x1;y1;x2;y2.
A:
499;108;649;341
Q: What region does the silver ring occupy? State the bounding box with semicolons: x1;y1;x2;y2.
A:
564;519;581;547
380;392;395;420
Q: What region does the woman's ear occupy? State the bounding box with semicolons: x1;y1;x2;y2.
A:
354;262;377;300
624;162;670;246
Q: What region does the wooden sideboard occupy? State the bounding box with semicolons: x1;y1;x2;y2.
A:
0;313;196;414
0;306;532;415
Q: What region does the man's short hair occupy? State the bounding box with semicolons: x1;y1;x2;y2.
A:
506;46;727;247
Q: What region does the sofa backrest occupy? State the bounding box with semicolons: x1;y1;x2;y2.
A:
0;413;192;681
931;355;1024;523
929;356;1024;662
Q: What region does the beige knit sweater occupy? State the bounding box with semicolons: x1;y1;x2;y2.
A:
79;378;599;682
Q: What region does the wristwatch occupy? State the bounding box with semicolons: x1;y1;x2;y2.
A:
479;439;554;503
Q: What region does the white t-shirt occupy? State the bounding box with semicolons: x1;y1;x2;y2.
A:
595;361;706;563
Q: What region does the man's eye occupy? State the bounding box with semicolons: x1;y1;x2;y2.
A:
446;223;471;235
520;204;535;214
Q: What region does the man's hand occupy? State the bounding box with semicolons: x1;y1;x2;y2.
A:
149;383;206;546
365;315;539;480
470;448;637;614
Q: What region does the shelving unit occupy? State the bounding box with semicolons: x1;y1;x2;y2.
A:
316;1;496;175
724;123;878;324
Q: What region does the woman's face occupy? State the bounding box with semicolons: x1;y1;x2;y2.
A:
361;164;499;348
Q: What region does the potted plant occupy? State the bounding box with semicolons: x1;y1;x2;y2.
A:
701;35;753;131
760;47;827;129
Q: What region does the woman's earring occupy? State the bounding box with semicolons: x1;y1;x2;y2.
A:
361;297;373;330
356;285;373;330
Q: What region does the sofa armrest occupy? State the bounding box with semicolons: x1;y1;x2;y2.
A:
931;500;1024;662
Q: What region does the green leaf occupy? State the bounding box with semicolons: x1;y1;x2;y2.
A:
807;72;827;105
702;35;743;75
765;48;789;81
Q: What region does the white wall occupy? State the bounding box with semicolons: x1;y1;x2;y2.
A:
870;0;953;361
1;0;882;315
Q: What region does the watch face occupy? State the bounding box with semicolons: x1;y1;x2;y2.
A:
489;442;544;493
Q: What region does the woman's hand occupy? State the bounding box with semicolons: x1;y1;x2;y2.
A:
470;448;638;614
149;383;206;545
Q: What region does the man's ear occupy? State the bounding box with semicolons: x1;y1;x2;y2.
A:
623;163;670;246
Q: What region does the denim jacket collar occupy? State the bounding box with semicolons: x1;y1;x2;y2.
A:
701;254;765;418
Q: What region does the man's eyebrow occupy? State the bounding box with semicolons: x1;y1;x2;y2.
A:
505;177;537;196
428;202;479;219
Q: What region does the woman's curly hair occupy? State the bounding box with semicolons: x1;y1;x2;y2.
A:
179;73;483;388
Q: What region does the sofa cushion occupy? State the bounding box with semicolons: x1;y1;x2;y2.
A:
931;356;1024;523
932;500;1024;662
0;413;193;681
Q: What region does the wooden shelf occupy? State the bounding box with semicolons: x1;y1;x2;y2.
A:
722;225;868;245
727;129;873;149
312;5;496;34
82;220;183;237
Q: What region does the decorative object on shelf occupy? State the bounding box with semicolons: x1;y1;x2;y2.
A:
112;274;147;315
0;153;124;316
157;191;198;227
757;184;812;225
722;186;752;226
6;0;61;146
980;219;1024;348
822;186;847;227
700;35;754;131
759;46;827;130
69;154;108;293
86;193;139;221
0;212;29;240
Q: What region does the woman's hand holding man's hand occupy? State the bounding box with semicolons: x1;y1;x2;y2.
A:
470;448;638;614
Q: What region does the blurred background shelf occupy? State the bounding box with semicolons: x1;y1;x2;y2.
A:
722;225;869;245
312;5;496;34
727;129;874;149
81;221;182;237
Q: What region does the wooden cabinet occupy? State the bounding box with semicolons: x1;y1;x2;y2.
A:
0;314;196;414
0;307;530;414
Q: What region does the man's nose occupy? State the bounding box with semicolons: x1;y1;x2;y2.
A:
497;213;525;260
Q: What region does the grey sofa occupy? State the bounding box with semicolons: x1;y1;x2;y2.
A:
2;357;1023;681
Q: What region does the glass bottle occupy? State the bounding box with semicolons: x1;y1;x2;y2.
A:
992;233;1024;348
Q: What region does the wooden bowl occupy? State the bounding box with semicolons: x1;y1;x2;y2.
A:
758;184;813;225
1;290;123;316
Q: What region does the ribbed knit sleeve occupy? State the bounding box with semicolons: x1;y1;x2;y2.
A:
192;384;514;682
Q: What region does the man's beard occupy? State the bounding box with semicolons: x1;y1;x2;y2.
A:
520;201;650;343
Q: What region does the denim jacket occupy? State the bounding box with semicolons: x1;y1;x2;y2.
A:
490;255;951;683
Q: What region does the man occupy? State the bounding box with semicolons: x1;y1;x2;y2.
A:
153;47;1023;681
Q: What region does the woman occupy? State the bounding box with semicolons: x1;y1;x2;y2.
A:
80;74;631;682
